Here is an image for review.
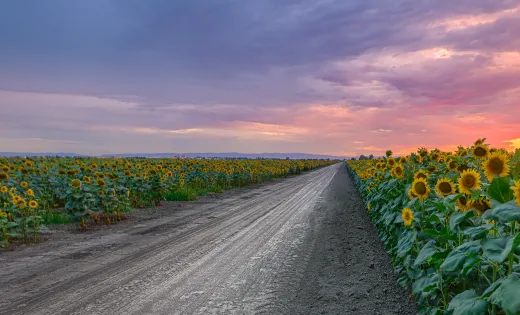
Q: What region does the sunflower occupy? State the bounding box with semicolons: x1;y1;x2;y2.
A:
456;195;469;212
435;178;456;197
472;144;489;159
407;188;417;200
447;159;458;171
28;200;38;209
83;176;91;184
66;169;76;176
427;164;438;174
0;186;7;193
26;188;35;196
458;169;482;194
387;157;396;167
482;151;510;181
97;190;105;195
0;173;8;181
157;165;163;170
402;208;414;226
20;181;28;189
411;178;430;200
414;170;429;180
511;180;520;206
70;179;82;189
392;164;404;179
0;210;7;218
96;179;106;187
418;148;429;158
15;198;27;209
468;198;491;216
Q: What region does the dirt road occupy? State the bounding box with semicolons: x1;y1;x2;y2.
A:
0;164;416;315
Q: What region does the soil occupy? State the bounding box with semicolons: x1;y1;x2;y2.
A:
0;163;416;315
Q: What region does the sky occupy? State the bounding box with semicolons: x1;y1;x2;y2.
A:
1;0;519;156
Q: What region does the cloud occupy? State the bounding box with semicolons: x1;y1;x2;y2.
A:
0;0;519;155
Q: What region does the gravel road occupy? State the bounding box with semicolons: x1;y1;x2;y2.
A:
0;163;416;315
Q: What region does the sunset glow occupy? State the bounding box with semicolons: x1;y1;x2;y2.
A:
1;1;519;156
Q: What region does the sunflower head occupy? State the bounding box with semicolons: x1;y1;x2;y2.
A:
96;179;106;187
456;195;469;212
458;169;482;194
435;178;456;197
511;180;520;206
0;173;8;181
0;186;7;193
468;198;491;216
20;181;28;189
418;148;429;158
28;200;38;209
472;144;489;159
0;210;7;218
26;188;34;196
401;208;414;226
70;179;82;189
414;170;429;180
407;188;417;200
447;159;458;171
392;164;404;179
482;151;510;181
411;177;430;200
83;176;92;184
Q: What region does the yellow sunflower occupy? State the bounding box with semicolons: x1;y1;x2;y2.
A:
96;179;106;187
0;186;7;193
414;170;429;180
511;180;520;206
472;144;489;159
28;200;38;209
392;164;404;179
26;188;35;196
70;179;82;189
83;176;92;184
468;198;491;216
387;157;396;167
447;159;458;171
0;173;8;181
0;210;7;218
435;178;456;197
402;208;414;226
407;188;417;200
20;181;28;189
458;169;482;194
411;178;430;200
456;195;469;212
482;151;510;181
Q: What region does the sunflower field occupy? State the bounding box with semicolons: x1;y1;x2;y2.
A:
0;156;333;249
347;139;520;315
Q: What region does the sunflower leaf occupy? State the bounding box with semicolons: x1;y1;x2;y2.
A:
488;200;520;223
488;273;520;315
447;290;488;315
487;176;514;203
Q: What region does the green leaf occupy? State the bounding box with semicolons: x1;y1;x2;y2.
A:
440;240;481;273
488;273;520;315
462;253;480;277
488;201;520;222
414;240;438;267
446;290;488;315
423;228;457;241
487;176;514;203
449;211;475;232
482;233;520;263
463;224;493;240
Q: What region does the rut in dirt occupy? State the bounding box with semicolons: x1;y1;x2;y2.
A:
0;163;416;315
